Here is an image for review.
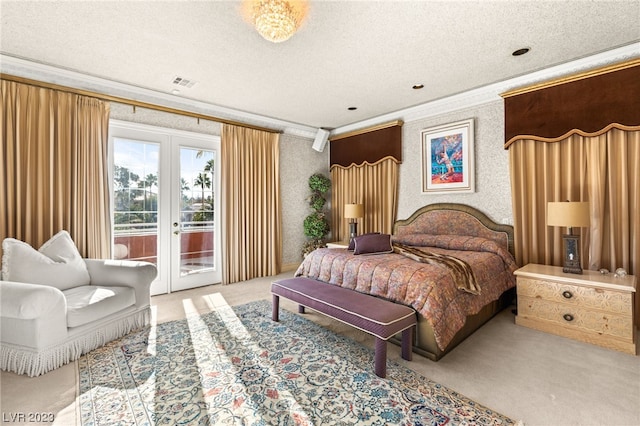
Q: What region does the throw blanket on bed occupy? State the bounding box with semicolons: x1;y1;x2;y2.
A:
392;243;481;295
295;235;517;350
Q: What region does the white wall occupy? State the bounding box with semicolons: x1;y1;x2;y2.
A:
397;100;513;226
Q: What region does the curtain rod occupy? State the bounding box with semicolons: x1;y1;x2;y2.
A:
0;73;282;134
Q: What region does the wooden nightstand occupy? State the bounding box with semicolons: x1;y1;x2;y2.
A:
514;264;637;355
325;241;349;249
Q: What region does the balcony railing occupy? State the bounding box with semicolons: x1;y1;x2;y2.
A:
113;216;214;266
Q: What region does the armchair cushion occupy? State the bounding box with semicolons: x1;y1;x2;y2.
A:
63;285;136;328
2;230;90;290
1;251;156;377
0;281;66;320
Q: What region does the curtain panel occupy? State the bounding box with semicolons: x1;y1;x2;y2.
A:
329;122;402;242
1;79;111;259
221;124;281;284
330;157;399;241
508;128;640;326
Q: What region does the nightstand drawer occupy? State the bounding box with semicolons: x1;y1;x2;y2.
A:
517;277;633;316
518;295;634;339
514;264;636;355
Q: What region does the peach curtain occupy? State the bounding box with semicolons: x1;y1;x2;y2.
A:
221;124;281;284
1;79;111;258
508;127;640;326
330;157;399;241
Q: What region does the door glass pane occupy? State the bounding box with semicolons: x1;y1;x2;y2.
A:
112;138;159;265
180;148;215;276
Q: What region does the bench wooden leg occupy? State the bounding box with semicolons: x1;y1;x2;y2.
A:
401;326;413;361
298;305;306;314
272;295;280;321
374;338;387;378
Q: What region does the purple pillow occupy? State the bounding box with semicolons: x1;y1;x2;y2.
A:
353;233;393;255
348;232;380;250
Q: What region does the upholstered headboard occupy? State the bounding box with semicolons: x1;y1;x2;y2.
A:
393;203;515;257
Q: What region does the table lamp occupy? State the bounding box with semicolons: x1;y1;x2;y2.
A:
547;201;590;274
344;203;364;246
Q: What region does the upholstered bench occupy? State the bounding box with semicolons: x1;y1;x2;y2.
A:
271;277;417;378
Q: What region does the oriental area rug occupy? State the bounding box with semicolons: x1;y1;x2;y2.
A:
77;300;518;425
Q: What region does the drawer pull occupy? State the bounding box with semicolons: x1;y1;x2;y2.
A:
562;291;573;299
563;314;574;322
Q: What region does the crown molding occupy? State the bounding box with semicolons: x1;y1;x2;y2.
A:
3;42;638;140
0;54;318;139
331;42;640;136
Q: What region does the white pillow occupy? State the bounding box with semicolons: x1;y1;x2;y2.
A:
2;230;90;290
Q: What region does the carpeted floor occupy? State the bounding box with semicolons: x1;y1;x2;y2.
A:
78;300;517;425
1;271;639;425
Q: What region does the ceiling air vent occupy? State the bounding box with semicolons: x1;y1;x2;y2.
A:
172;76;197;89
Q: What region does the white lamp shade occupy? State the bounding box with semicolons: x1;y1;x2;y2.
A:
547;201;590;228
344;203;364;219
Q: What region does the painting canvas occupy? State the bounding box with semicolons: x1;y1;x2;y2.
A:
421;119;475;194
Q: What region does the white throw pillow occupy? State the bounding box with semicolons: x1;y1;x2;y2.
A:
1;230;90;290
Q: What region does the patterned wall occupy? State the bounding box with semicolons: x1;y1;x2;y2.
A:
279;134;330;267
397;100;513;227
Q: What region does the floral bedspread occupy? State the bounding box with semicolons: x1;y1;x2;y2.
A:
295;234;518;350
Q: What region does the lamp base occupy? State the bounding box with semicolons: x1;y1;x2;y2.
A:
562;265;583;274
562;233;583;274
348;222;358;246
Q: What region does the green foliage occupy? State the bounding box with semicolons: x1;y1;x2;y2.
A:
309;193;326;211
308;173;331;194
192;210;213;222
302;173;331;257
303;212;329;240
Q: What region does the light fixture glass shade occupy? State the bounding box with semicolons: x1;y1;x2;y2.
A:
248;0;307;43
547;201;590;228
344;203;364;219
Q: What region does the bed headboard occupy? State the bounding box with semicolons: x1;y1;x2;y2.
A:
393;203;515;257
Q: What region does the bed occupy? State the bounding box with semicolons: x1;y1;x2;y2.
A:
295;203;518;361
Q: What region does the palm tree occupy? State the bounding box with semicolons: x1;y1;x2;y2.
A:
205;158;214;181
139;173;157;208
193;172;211;205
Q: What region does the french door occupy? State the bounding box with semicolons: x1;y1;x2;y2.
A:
109;120;221;295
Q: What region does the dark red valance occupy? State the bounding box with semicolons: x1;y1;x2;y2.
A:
330;122;402;167
504;62;640;147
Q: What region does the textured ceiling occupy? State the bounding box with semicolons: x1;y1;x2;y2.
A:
1;1;639;131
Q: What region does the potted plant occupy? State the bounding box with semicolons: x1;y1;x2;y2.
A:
302;173;331;257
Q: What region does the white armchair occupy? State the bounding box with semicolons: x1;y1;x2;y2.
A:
1;259;157;377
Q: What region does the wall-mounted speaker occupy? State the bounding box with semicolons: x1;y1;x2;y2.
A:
312;128;330;152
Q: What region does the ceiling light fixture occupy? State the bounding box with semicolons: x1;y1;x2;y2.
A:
245;0;308;43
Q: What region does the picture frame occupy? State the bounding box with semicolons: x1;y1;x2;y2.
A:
421;118;475;194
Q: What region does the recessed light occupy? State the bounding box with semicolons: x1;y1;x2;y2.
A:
512;47;530;56
171;89;180;95
413;84;424;90
347;107;357;111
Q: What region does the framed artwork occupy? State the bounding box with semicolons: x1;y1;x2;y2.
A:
421;118;475;194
